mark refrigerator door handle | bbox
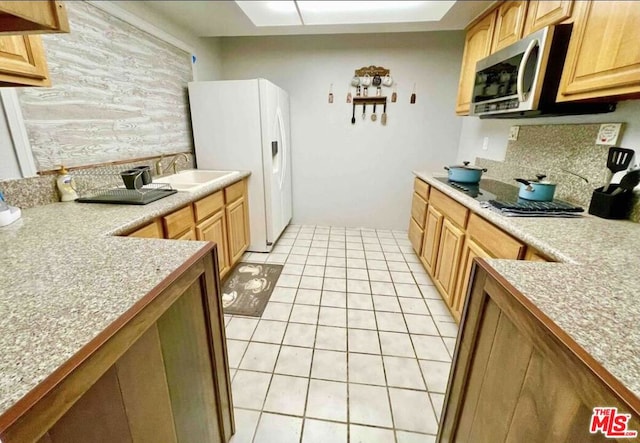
[271,141,278,157]
[275,108,287,189]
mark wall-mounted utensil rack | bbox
[352,97,387,104]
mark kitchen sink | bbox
[154,169,240,192]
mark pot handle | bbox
[482,168,488,172]
[515,178,534,192]
[444,166,450,171]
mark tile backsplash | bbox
[474,123,639,223]
[0,154,194,209]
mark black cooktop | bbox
[435,177,519,202]
[434,177,584,215]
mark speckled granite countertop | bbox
[0,171,249,417]
[414,171,640,401]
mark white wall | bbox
[457,100,640,165]
[219,32,465,230]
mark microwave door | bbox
[471,26,552,116]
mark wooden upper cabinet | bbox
[557,1,640,102]
[523,0,573,36]
[491,1,528,53]
[0,35,49,86]
[456,11,496,115]
[0,1,69,34]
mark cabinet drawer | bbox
[128,220,163,239]
[224,180,245,204]
[413,178,430,201]
[163,205,195,239]
[194,191,224,223]
[408,217,424,256]
[411,192,428,228]
[466,213,525,259]
[429,188,469,229]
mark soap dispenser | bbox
[56,166,78,202]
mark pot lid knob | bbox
[463,161,470,166]
[536,174,547,181]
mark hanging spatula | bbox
[603,147,635,193]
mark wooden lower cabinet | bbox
[433,219,465,308]
[420,205,444,276]
[525,247,553,262]
[127,178,250,278]
[1,246,233,443]
[226,196,249,264]
[0,35,50,87]
[197,210,230,277]
[128,220,163,239]
[176,227,197,241]
[451,238,490,322]
[438,260,639,442]
[408,217,424,256]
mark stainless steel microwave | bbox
[469,24,615,118]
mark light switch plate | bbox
[596,123,623,145]
[508,125,520,141]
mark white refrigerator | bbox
[188,79,293,252]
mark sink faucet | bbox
[155,153,190,176]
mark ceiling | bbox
[142,1,494,37]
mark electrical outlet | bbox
[482,137,489,151]
[508,125,520,141]
[596,123,623,145]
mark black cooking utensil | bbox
[611,169,640,196]
[362,103,366,120]
[351,102,356,124]
[371,103,377,121]
[603,147,635,193]
[381,101,387,125]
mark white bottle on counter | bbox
[56,166,78,202]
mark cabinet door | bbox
[451,238,491,322]
[0,35,49,86]
[557,1,640,102]
[196,210,230,278]
[491,1,528,52]
[455,12,496,115]
[433,219,465,309]
[523,0,573,35]
[176,227,197,241]
[408,217,424,256]
[420,205,444,276]
[226,196,249,265]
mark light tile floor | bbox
[225,225,458,443]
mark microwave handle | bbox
[517,39,539,102]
